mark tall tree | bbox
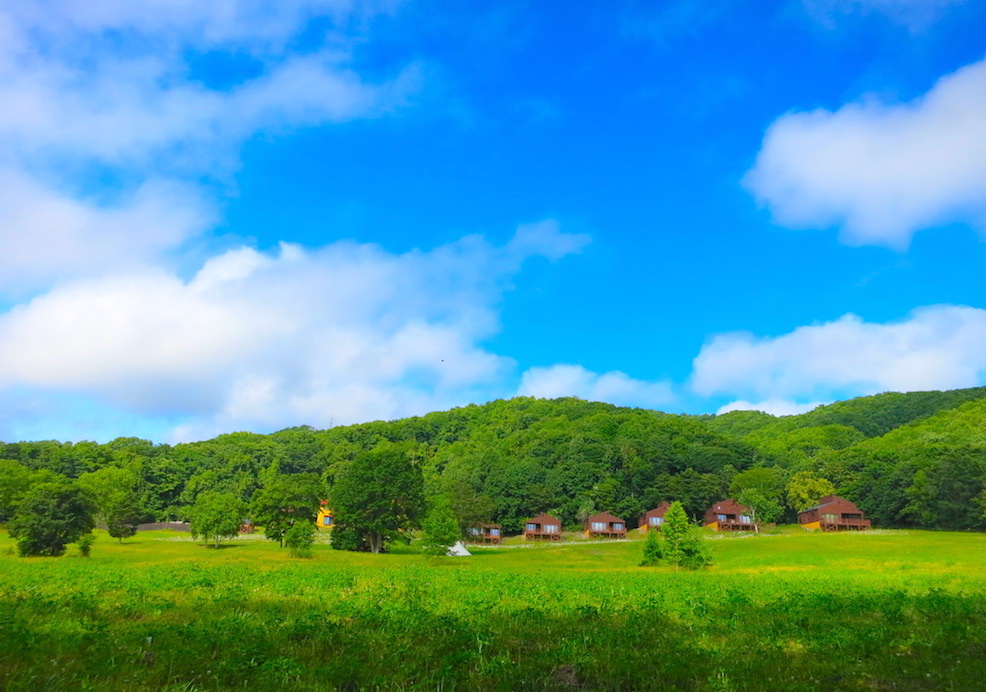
[786,471,837,513]
[737,488,783,533]
[77,467,145,542]
[250,473,323,547]
[8,481,95,557]
[331,443,424,554]
[0,460,57,522]
[188,491,246,548]
[421,496,460,557]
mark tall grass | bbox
[1,529,984,690]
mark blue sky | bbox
[1,0,985,443]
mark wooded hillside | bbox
[2,389,985,532]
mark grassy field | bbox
[1,528,984,690]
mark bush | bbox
[77,534,95,558]
[640,528,663,566]
[284,522,315,559]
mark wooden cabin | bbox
[316,500,334,529]
[799,495,871,531]
[523,513,562,541]
[468,524,502,545]
[585,511,627,538]
[639,502,672,531]
[704,499,757,532]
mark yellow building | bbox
[316,501,334,529]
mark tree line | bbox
[2,391,985,555]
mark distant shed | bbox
[799,495,871,531]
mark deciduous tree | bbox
[421,496,460,556]
[786,471,836,513]
[250,473,322,547]
[331,443,424,554]
[188,491,246,548]
[9,481,95,557]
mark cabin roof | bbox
[644,502,672,517]
[525,513,561,525]
[586,511,624,524]
[801,495,861,514]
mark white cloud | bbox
[692,305,986,402]
[0,41,417,169]
[0,2,418,297]
[715,400,825,417]
[745,58,986,248]
[518,364,675,409]
[0,224,588,442]
[0,169,213,295]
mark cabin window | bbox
[544,524,559,533]
[322,516,333,526]
[526,523,538,532]
[717,514,727,522]
[823,513,837,522]
[842,513,862,520]
[613,523,624,531]
[591,522,606,531]
[740,515,752,524]
[490,528,500,536]
[649,516,662,526]
[470,528,480,535]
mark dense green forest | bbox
[2,389,986,536]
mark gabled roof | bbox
[801,495,861,513]
[586,511,624,524]
[644,502,672,517]
[525,512,561,525]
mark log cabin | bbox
[523,513,562,540]
[798,495,871,531]
[585,511,627,539]
[468,524,502,544]
[704,499,757,532]
[639,502,672,531]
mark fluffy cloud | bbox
[518,364,675,409]
[0,222,589,441]
[0,170,213,295]
[0,3,415,169]
[0,2,417,297]
[691,305,986,404]
[745,58,986,248]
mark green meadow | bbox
[1,529,984,691]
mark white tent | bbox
[446,541,471,556]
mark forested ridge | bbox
[2,388,986,534]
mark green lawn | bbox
[1,528,984,690]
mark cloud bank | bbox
[519,364,675,409]
[692,305,986,410]
[746,57,986,248]
[0,222,589,442]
